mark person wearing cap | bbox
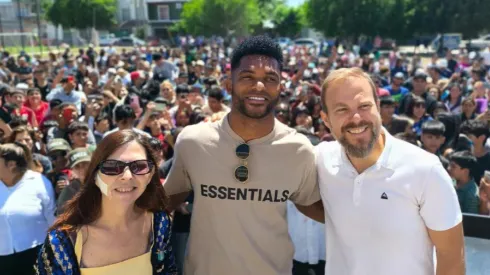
[46,75,84,113]
[56,148,92,215]
[399,71,438,116]
[46,138,72,197]
[383,71,409,104]
[176,72,189,85]
[130,70,145,89]
[153,52,178,82]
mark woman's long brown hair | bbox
[51,130,169,232]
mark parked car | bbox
[275,37,292,48]
[465,34,490,50]
[294,38,319,48]
[99,34,118,46]
[113,36,146,47]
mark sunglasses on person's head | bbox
[234,143,250,183]
[98,159,154,176]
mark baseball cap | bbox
[394,72,405,79]
[15,83,29,90]
[413,71,428,81]
[47,138,72,153]
[68,148,91,168]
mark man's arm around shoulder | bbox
[295,200,324,223]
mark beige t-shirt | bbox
[164,116,320,275]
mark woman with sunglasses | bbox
[0,142,55,275]
[36,130,177,274]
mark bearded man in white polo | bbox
[316,67,465,275]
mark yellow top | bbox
[74,215,153,275]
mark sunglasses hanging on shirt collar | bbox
[234,143,250,183]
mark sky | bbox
[286,0,305,7]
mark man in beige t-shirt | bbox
[165,36,324,275]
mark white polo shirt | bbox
[317,129,462,275]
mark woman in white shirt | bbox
[0,142,56,275]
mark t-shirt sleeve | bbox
[419,163,462,231]
[288,143,321,206]
[163,136,193,195]
[463,185,480,214]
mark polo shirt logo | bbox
[381,192,388,200]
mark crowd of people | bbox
[0,33,488,275]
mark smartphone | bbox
[154,103,167,112]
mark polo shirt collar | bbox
[334,127,394,172]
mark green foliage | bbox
[272,5,304,38]
[46,0,117,30]
[306,0,490,39]
[177,0,261,37]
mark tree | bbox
[177,0,261,37]
[46,0,117,30]
[273,6,304,38]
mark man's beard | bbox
[232,91,279,119]
[336,120,380,158]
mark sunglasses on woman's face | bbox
[99,159,154,176]
[234,143,250,183]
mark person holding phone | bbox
[45,138,72,197]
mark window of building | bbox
[122,8,130,21]
[157,5,170,20]
[176,3,182,9]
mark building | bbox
[0,0,61,47]
[146,0,187,38]
[117,0,187,39]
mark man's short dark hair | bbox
[208,87,224,102]
[114,104,136,123]
[67,121,89,135]
[379,96,395,107]
[231,35,283,71]
[175,84,190,94]
[450,150,477,171]
[49,99,63,110]
[460,119,490,140]
[421,120,446,137]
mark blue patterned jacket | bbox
[35,211,177,275]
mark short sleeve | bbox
[163,137,192,195]
[419,163,462,231]
[288,143,321,206]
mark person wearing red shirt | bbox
[9,89,38,127]
[24,88,49,126]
